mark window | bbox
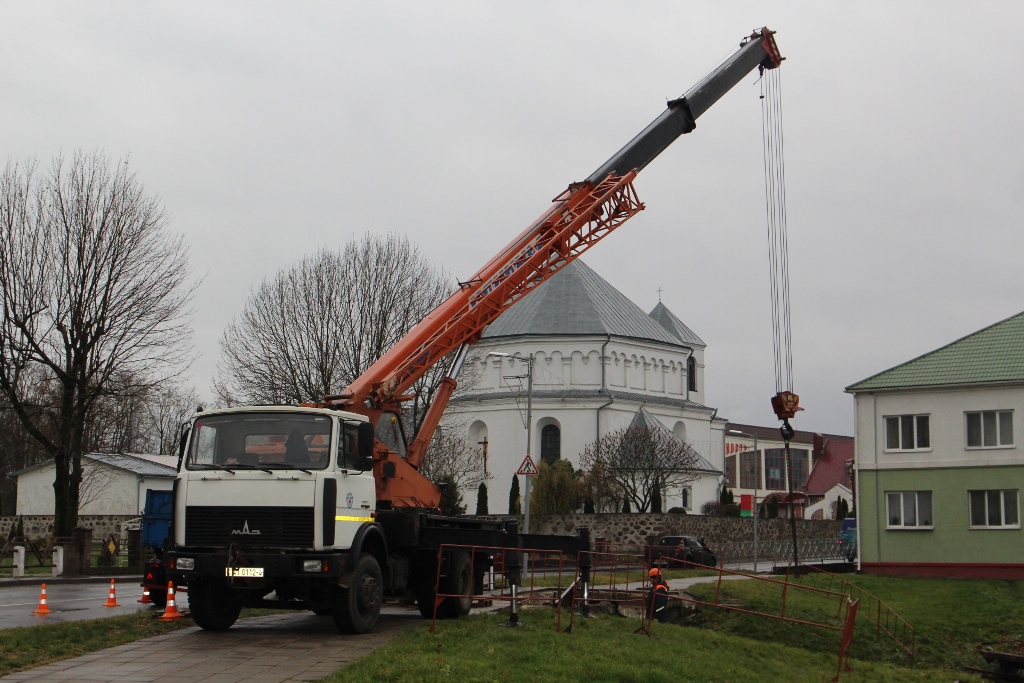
[540,424,561,464]
[186,412,333,470]
[966,411,1014,448]
[789,449,810,489]
[885,491,933,529]
[739,451,760,489]
[764,449,786,489]
[687,356,697,392]
[969,490,1020,528]
[725,455,737,488]
[884,415,930,450]
[681,487,691,510]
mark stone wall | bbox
[530,513,842,547]
[0,515,137,541]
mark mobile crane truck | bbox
[166,28,783,633]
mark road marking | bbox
[0,596,124,608]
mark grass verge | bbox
[685,573,1023,673]
[328,609,968,683]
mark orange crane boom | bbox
[320,28,783,509]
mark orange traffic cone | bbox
[137,586,152,604]
[32,583,52,615]
[103,579,120,608]
[158,582,184,621]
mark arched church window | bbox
[540,424,561,464]
[687,356,697,392]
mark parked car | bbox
[839,518,857,562]
[647,536,718,568]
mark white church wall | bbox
[454,330,717,514]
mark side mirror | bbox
[357,421,376,471]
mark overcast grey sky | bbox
[3,2,1022,436]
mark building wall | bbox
[804,483,852,520]
[859,466,1023,569]
[854,385,1024,577]
[452,336,720,514]
[531,513,841,547]
[16,462,173,516]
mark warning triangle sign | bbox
[516,455,539,476]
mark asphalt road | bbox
[0,579,182,629]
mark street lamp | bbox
[728,429,760,573]
[489,351,536,533]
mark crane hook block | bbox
[771,391,803,420]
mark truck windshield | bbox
[186,412,333,471]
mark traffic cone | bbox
[32,583,52,615]
[103,579,120,608]
[137,586,152,604]
[158,582,184,621]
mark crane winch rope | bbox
[759,60,802,435]
[759,54,802,569]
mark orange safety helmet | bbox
[648,567,661,578]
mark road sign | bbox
[516,455,539,476]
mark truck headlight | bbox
[176,557,195,571]
[302,559,324,573]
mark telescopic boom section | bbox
[323,28,782,509]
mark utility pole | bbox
[489,351,536,531]
[729,429,760,573]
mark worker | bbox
[646,567,670,623]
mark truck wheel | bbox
[189,580,241,631]
[148,588,167,609]
[414,570,438,619]
[437,551,472,618]
[333,553,382,634]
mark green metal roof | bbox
[846,311,1024,392]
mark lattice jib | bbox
[373,174,643,404]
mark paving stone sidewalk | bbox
[0,610,419,683]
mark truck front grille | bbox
[185,506,314,547]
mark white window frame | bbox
[885,490,934,530]
[965,410,1014,450]
[968,489,1020,529]
[883,414,931,452]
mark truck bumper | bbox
[167,550,349,584]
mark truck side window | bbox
[190,421,217,465]
[375,412,406,457]
[341,424,360,470]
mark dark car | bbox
[838,518,857,562]
[648,535,718,568]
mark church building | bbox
[449,259,725,514]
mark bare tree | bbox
[579,425,702,513]
[419,420,486,496]
[137,382,200,456]
[0,151,196,535]
[216,234,452,416]
[78,459,118,510]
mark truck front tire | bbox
[189,580,242,631]
[333,553,382,634]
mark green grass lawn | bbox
[685,573,1023,673]
[330,609,969,683]
[331,573,1023,682]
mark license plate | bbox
[225,567,264,578]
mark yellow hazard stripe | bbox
[335,515,374,523]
